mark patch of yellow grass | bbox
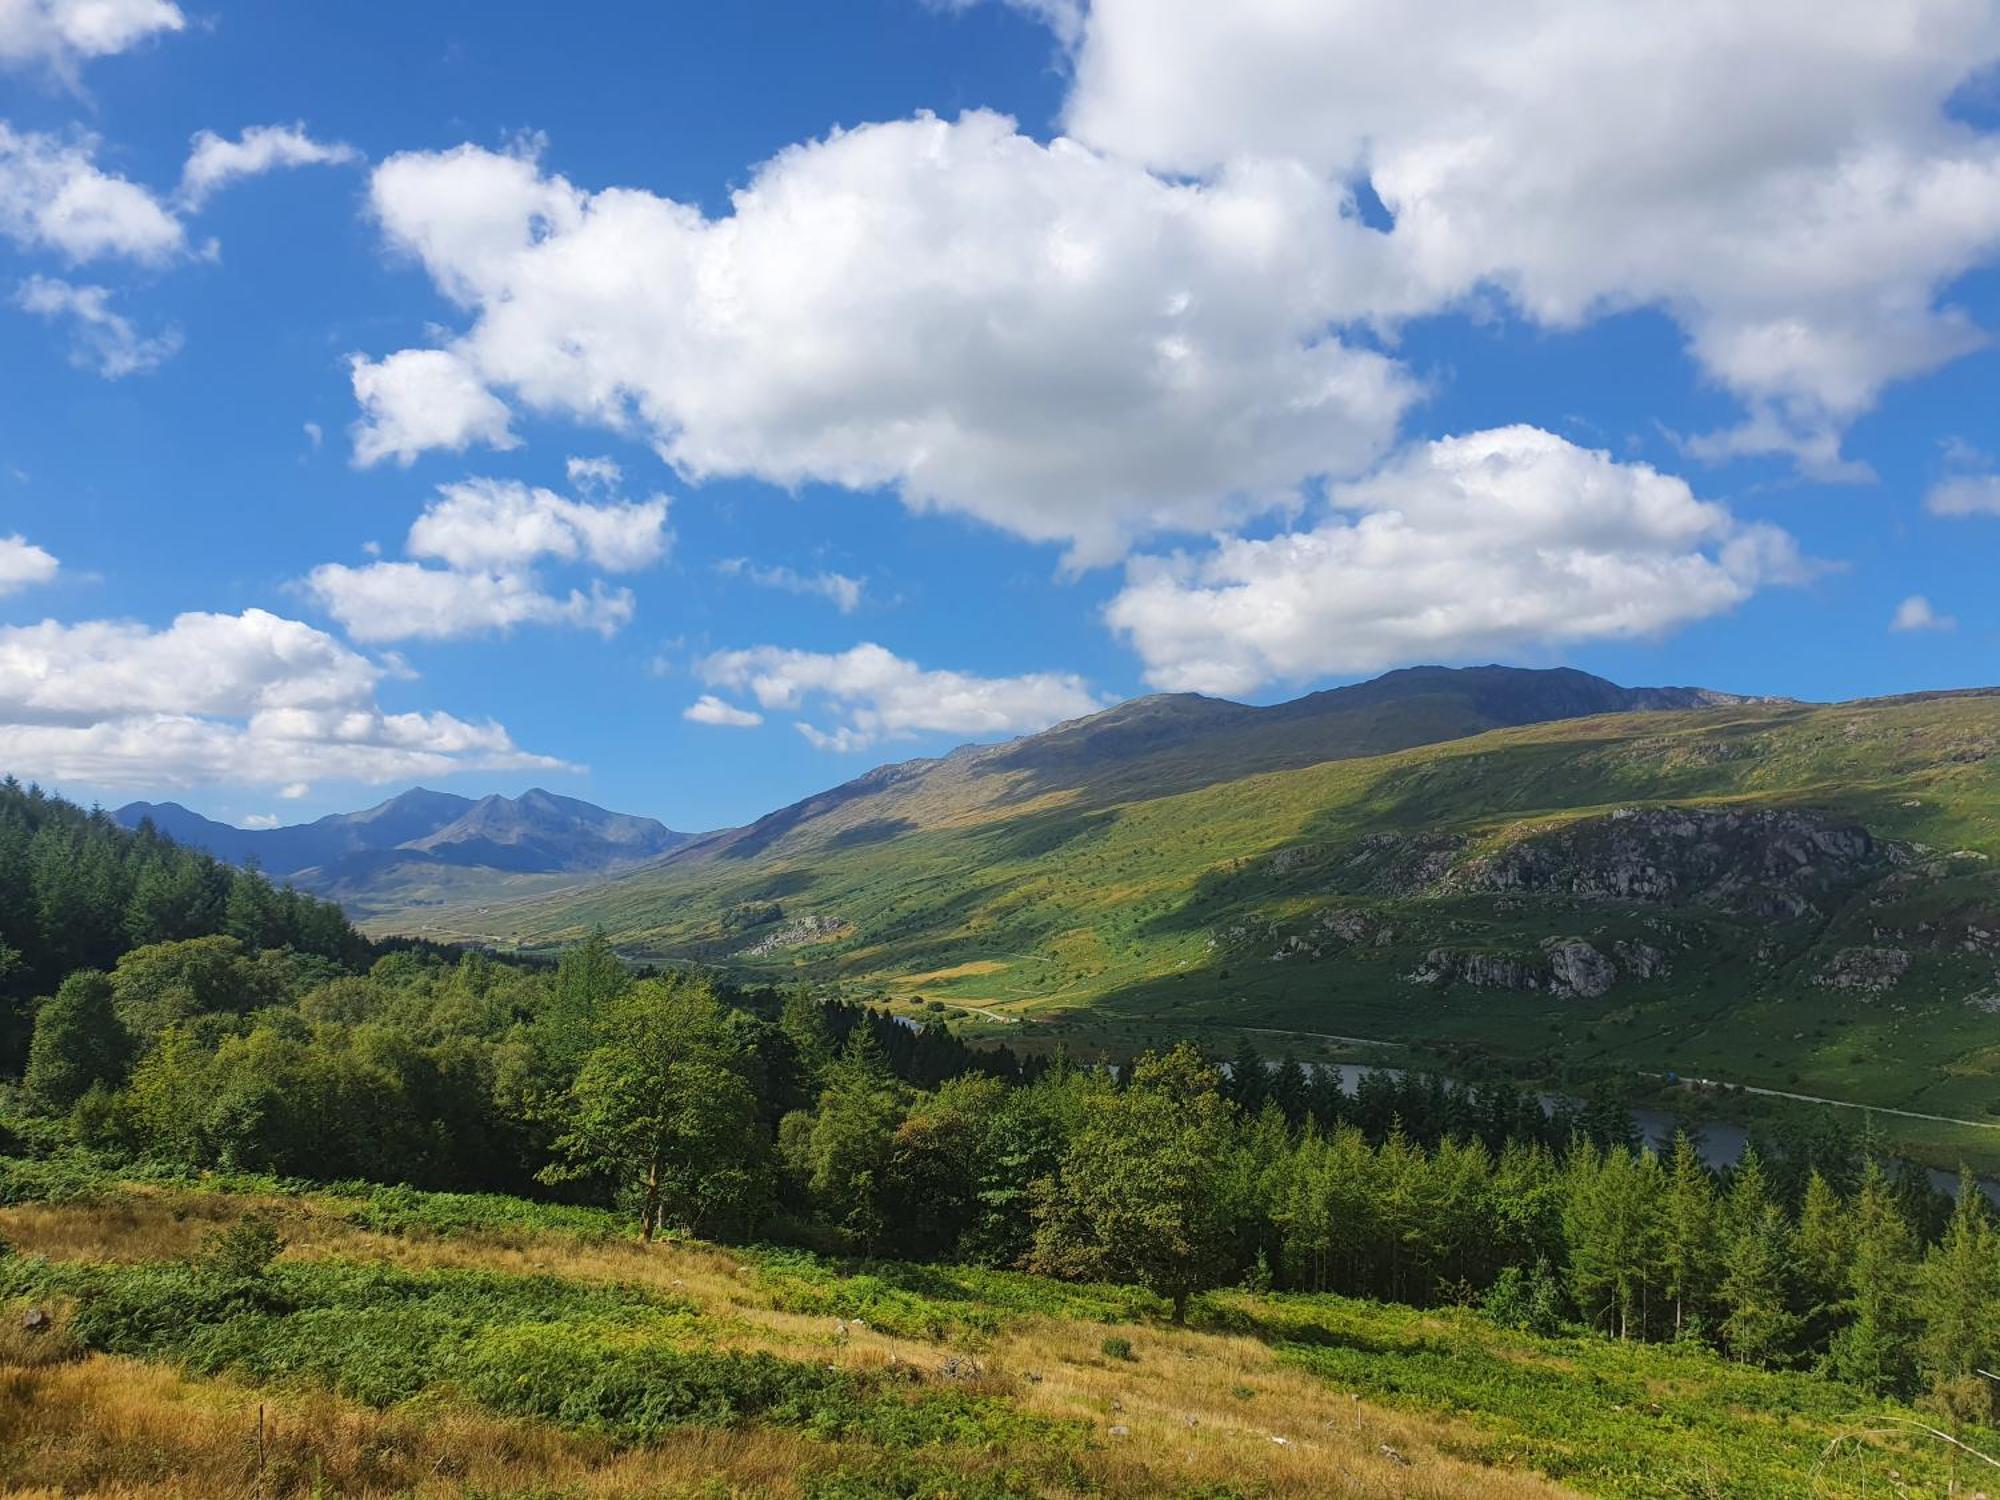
[1,1188,1582,1500]
[0,1355,819,1499]
[885,959,1011,987]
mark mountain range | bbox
[114,788,694,918]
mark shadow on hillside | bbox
[1193,1298,1448,1359]
[970,806,1116,863]
[824,818,918,850]
[736,868,821,902]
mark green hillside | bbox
[386,690,2000,1158]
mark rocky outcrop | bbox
[1443,807,1895,919]
[1815,946,1911,994]
[1342,831,1466,893]
[1412,935,1651,997]
[740,913,852,957]
[1612,939,1670,980]
[1542,938,1617,998]
[1409,949,1543,992]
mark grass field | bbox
[2,1167,1996,1497]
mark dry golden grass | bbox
[0,1187,1581,1500]
[0,1354,821,1499]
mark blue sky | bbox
[2,0,1998,834]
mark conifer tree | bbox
[1794,1169,1854,1352]
[1659,1132,1719,1340]
[1824,1161,1919,1395]
[1915,1172,2000,1424]
[1720,1202,1801,1365]
[1227,1034,1269,1115]
[1563,1145,1664,1339]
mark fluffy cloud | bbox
[0,0,183,72]
[355,115,1414,562]
[716,558,863,613]
[407,476,668,572]
[0,607,560,788]
[0,533,57,594]
[1927,473,2000,517]
[1057,0,2000,471]
[350,348,518,467]
[303,475,668,644]
[1890,595,1956,632]
[696,641,1103,750]
[14,275,179,376]
[304,562,634,644]
[179,123,360,209]
[683,694,763,728]
[0,124,182,263]
[1106,426,1807,695]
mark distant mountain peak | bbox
[113,787,691,891]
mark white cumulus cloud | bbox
[407,476,669,573]
[14,275,179,376]
[0,0,183,73]
[696,641,1104,750]
[350,348,519,467]
[302,474,669,644]
[304,562,634,645]
[0,533,58,594]
[0,123,182,264]
[1890,595,1956,632]
[178,123,360,209]
[353,115,1414,563]
[0,607,560,788]
[683,694,763,728]
[1927,473,2000,517]
[1057,0,2000,473]
[1106,426,1808,695]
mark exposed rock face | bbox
[1267,844,1324,876]
[1317,907,1396,945]
[1342,831,1466,893]
[1444,807,1893,918]
[1409,948,1542,992]
[1612,939,1670,980]
[1815,946,1911,993]
[1543,938,1617,998]
[740,913,852,957]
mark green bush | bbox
[1100,1335,1134,1361]
[196,1212,284,1279]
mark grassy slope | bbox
[387,695,2000,1160]
[0,1172,1986,1499]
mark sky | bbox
[2,0,1999,834]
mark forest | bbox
[5,777,2000,1433]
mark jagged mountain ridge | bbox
[115,787,692,884]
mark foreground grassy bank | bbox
[1,1167,1991,1498]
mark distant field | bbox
[2,1170,1989,1498]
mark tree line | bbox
[0,778,361,1069]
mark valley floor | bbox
[0,1169,1990,1499]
